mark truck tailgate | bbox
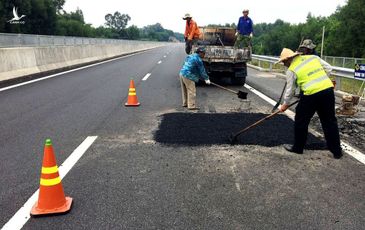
[203,46,251,63]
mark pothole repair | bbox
[154,113,325,147]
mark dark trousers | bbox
[294,88,342,155]
[185,39,198,54]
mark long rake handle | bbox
[234,110,281,137]
[210,82,238,95]
[232,100,299,138]
[272,82,287,113]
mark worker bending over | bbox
[277,48,342,159]
[179,47,210,110]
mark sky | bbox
[63,0,348,33]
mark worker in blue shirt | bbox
[179,47,211,110]
[234,9,253,48]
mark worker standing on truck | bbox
[179,47,211,110]
[234,9,253,48]
[183,13,201,54]
[277,48,342,159]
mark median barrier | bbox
[0,41,168,84]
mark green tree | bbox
[55,8,89,36]
[105,12,130,31]
[53,0,65,14]
[326,0,365,57]
[124,25,140,40]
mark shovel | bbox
[229,100,299,145]
[210,82,247,99]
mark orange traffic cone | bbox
[125,79,140,106]
[30,139,73,216]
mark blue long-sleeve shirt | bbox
[179,53,209,82]
[237,16,253,36]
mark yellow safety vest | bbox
[289,55,333,95]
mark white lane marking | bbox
[244,84,276,106]
[1,136,98,230]
[163,55,167,58]
[142,73,151,81]
[0,50,151,92]
[235,183,241,191]
[157,60,162,64]
[244,83,365,164]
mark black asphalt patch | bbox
[154,113,325,147]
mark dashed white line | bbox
[163,55,167,58]
[142,73,152,81]
[244,83,365,164]
[157,60,162,64]
[1,136,98,230]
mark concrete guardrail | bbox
[0,35,169,83]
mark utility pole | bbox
[321,26,325,58]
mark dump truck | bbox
[193,27,251,85]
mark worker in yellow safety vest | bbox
[276,48,342,159]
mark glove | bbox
[205,79,211,85]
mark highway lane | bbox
[1,44,364,229]
[0,45,176,226]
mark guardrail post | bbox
[269,63,273,71]
[335,76,341,91]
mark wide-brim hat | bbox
[275,48,301,64]
[183,13,192,20]
[299,39,316,49]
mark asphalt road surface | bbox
[1,44,364,229]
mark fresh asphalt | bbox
[0,44,364,229]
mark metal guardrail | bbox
[251,54,363,92]
[252,54,355,79]
[323,55,365,68]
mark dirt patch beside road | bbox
[311,114,365,152]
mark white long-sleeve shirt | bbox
[283,56,333,104]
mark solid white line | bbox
[157,60,162,64]
[244,83,365,164]
[0,50,149,92]
[244,84,276,106]
[1,136,98,230]
[58,136,98,178]
[142,73,151,81]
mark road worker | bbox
[234,9,253,48]
[297,39,319,56]
[183,13,201,54]
[179,47,210,110]
[277,48,342,159]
